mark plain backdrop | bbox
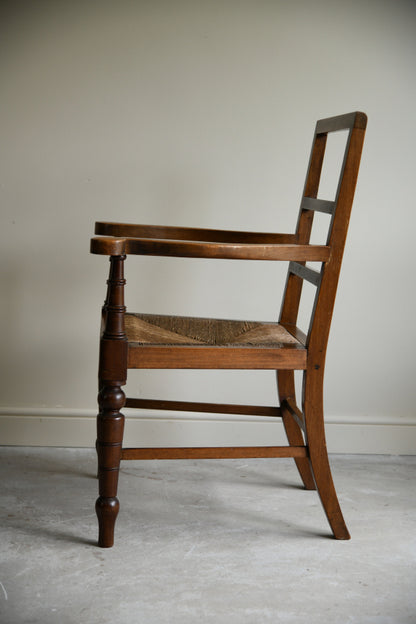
[1,0,415,434]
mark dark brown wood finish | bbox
[120,446,308,460]
[90,236,331,262]
[95,221,297,243]
[91,112,367,546]
[125,397,282,417]
[95,255,128,548]
[277,111,367,537]
[276,121,329,494]
[126,345,306,369]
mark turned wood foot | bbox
[96,496,120,548]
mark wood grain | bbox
[91,236,331,261]
[127,344,307,370]
[125,397,282,418]
[95,221,297,244]
[121,446,308,460]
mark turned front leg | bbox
[96,384,125,548]
[95,254,127,548]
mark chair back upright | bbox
[279,112,367,364]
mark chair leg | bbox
[95,384,125,548]
[303,370,350,540]
[95,381,104,479]
[277,371,316,490]
[95,438,99,479]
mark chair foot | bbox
[96,496,120,548]
[308,450,351,540]
[303,373,350,539]
[305,431,350,538]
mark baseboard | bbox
[1,408,415,454]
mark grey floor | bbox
[1,448,415,624]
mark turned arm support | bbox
[90,236,330,262]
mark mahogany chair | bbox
[91,111,367,547]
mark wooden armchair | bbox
[91,111,367,547]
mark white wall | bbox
[1,0,415,452]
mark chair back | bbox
[279,112,367,359]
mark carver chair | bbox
[91,111,367,547]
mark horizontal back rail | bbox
[316,111,367,134]
[300,197,335,214]
[289,261,322,287]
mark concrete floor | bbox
[0,448,415,624]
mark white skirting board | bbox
[0,408,415,454]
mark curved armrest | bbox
[95,221,296,244]
[91,236,330,262]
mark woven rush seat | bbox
[125,313,301,347]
